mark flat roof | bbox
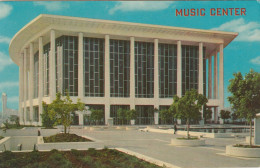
[9,14,238,65]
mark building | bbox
[1,93,18,122]
[9,14,237,125]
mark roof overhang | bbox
[9,14,238,65]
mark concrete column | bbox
[130,37,135,110]
[50,30,56,101]
[154,39,159,124]
[214,51,218,99]
[177,41,182,97]
[154,39,159,99]
[208,55,212,99]
[104,35,110,124]
[78,32,84,99]
[38,37,43,125]
[214,107,218,124]
[198,42,203,94]
[23,48,28,123]
[219,44,224,109]
[78,113,83,126]
[29,43,34,123]
[177,41,182,124]
[19,53,24,124]
[198,42,204,125]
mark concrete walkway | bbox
[1,127,260,168]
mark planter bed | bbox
[226,144,260,158]
[171,138,205,146]
[0,148,161,168]
[43,133,92,143]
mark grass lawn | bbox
[0,149,162,168]
[177,137,199,140]
[43,133,92,143]
[0,136,4,140]
[234,144,260,148]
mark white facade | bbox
[9,14,237,125]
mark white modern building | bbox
[9,14,237,125]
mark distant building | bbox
[9,14,237,126]
[1,93,18,121]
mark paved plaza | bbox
[1,127,260,168]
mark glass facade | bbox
[33,52,39,98]
[110,39,130,97]
[158,43,177,98]
[56,36,79,96]
[33,106,39,122]
[135,105,154,125]
[181,45,206,95]
[110,105,130,125]
[43,43,50,96]
[83,37,104,97]
[85,104,105,125]
[26,107,30,122]
[135,42,154,98]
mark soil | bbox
[233,144,260,148]
[0,149,161,168]
[43,133,92,143]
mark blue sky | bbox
[0,1,259,113]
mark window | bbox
[110,39,130,97]
[158,43,177,98]
[135,42,154,98]
[84,37,104,97]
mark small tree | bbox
[41,102,56,128]
[204,107,212,124]
[159,109,173,125]
[47,92,85,134]
[117,108,127,125]
[231,112,238,123]
[220,110,231,124]
[172,89,208,139]
[228,69,260,146]
[126,109,137,124]
[9,115,18,124]
[90,109,104,125]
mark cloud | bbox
[0,51,13,71]
[0,36,11,44]
[33,1,69,11]
[250,56,260,65]
[0,81,19,92]
[212,18,260,42]
[109,1,174,15]
[0,2,12,19]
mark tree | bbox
[117,108,127,125]
[228,69,260,146]
[9,115,19,125]
[159,109,173,125]
[204,107,212,124]
[220,110,231,124]
[90,109,104,125]
[126,109,137,124]
[41,102,56,128]
[46,92,85,134]
[171,89,208,139]
[231,112,238,123]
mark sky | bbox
[0,1,259,114]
